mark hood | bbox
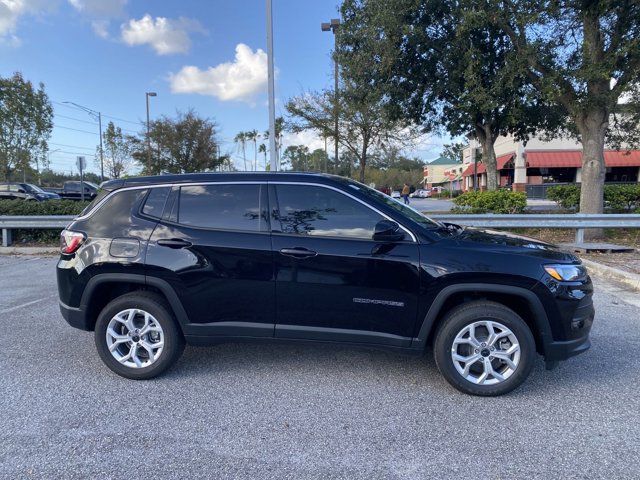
[453,227,579,262]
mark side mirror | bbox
[373,219,405,242]
[17,188,26,193]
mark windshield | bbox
[342,180,442,229]
[24,184,45,193]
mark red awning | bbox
[604,150,640,166]
[525,151,581,168]
[526,150,640,168]
[462,153,514,177]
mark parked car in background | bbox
[45,181,99,201]
[410,189,431,198]
[57,172,594,396]
[390,190,401,198]
[0,182,60,201]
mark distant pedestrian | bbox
[401,183,410,204]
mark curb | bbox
[582,258,640,293]
[0,246,58,255]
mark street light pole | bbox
[321,18,340,175]
[266,0,277,172]
[146,92,157,174]
[62,101,104,182]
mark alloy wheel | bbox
[450,320,521,385]
[105,309,165,369]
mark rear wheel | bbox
[434,301,536,396]
[94,292,184,379]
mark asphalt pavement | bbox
[1,255,639,479]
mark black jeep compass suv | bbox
[57,173,594,396]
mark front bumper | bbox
[543,284,595,361]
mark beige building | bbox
[422,156,462,188]
[461,134,640,195]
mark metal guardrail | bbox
[1,216,73,247]
[431,214,640,243]
[1,213,639,247]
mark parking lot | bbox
[1,255,639,479]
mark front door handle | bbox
[279,247,318,259]
[157,238,193,249]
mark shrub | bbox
[604,184,640,212]
[452,190,527,214]
[547,184,640,212]
[0,200,89,245]
[546,185,581,209]
[0,199,89,216]
[431,189,462,199]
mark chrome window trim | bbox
[73,180,418,242]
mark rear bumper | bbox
[59,300,91,331]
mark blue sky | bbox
[1,0,444,174]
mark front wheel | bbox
[434,301,536,396]
[94,292,184,380]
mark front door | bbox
[270,183,420,346]
[145,182,275,338]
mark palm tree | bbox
[234,132,247,171]
[246,130,259,171]
[258,143,267,170]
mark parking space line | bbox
[0,295,57,314]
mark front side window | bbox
[273,184,385,240]
[177,184,264,232]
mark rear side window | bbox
[142,187,170,219]
[273,184,384,239]
[177,184,264,232]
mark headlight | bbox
[544,264,587,281]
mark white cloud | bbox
[91,19,109,38]
[68,0,126,18]
[282,130,326,152]
[67,0,126,39]
[169,43,269,103]
[121,14,205,55]
[0,0,54,44]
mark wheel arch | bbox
[79,274,189,331]
[413,283,552,354]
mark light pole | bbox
[146,92,157,174]
[44,148,61,185]
[62,101,104,182]
[321,18,340,174]
[266,0,277,172]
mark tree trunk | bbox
[359,139,368,183]
[577,110,608,240]
[476,125,499,191]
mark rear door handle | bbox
[279,247,318,259]
[157,238,193,249]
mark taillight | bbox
[60,229,86,254]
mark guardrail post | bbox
[574,228,585,244]
[2,228,12,247]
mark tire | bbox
[433,301,536,396]
[94,291,185,380]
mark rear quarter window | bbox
[83,189,148,237]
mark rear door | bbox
[145,182,275,338]
[270,182,421,346]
